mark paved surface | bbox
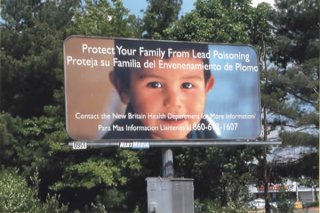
[248,207,319,213]
[293,207,319,213]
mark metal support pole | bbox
[162,148,174,177]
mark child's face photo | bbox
[121,56,214,139]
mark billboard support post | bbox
[162,148,174,177]
[146,149,195,213]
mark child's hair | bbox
[113,39,211,90]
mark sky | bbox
[122,0,275,17]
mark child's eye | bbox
[181,82,193,89]
[147,81,163,88]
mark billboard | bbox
[64,36,261,143]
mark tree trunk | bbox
[263,107,271,213]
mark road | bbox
[294,207,319,213]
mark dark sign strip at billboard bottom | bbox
[68,140,281,150]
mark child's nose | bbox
[163,88,182,108]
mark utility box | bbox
[146,177,194,213]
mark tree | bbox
[0,168,68,213]
[252,0,319,212]
[1,1,144,211]
[164,0,253,43]
[68,0,141,38]
[142,0,182,39]
[0,0,79,117]
[263,0,319,178]
[249,3,278,212]
[175,146,257,210]
[270,0,319,194]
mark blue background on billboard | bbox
[205,45,261,139]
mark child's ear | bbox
[109,72,130,104]
[205,76,214,93]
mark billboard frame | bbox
[64,35,269,146]
[68,140,281,149]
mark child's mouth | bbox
[161,117,186,126]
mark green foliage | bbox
[275,152,319,181]
[142,0,182,38]
[0,110,143,211]
[175,147,257,207]
[276,189,294,213]
[0,169,40,213]
[51,149,142,190]
[52,158,124,189]
[262,65,319,125]
[272,0,319,66]
[257,0,319,198]
[92,188,126,212]
[0,0,79,117]
[303,201,319,208]
[264,0,319,126]
[249,2,275,45]
[195,199,247,213]
[0,169,68,213]
[48,149,143,211]
[69,0,141,37]
[1,0,145,211]
[195,199,220,213]
[280,131,318,147]
[0,106,69,176]
[165,0,253,43]
[0,112,23,166]
[0,0,319,212]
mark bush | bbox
[0,169,68,213]
[276,189,294,213]
[195,199,247,213]
[303,201,319,208]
